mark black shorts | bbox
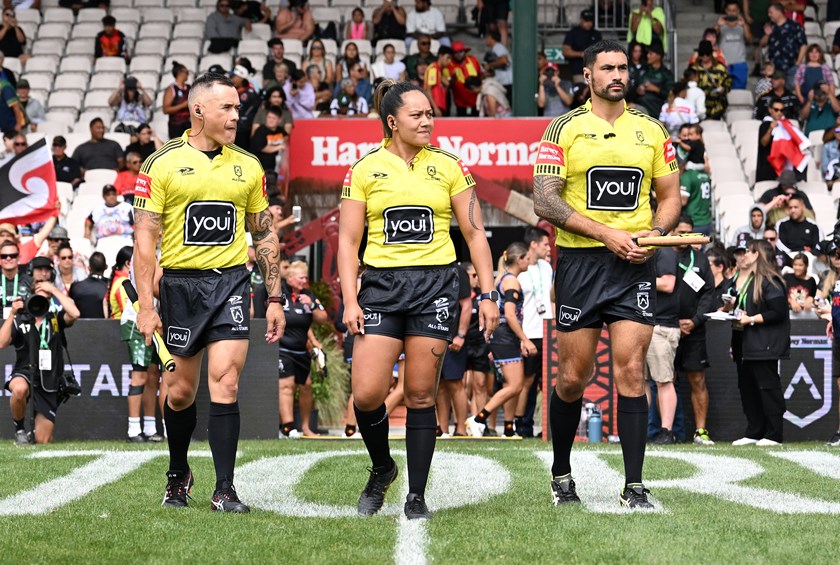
[5,374,59,423]
[483,0,510,21]
[465,341,491,372]
[489,342,522,369]
[676,336,709,372]
[554,248,655,331]
[278,349,312,385]
[160,265,251,357]
[833,338,840,379]
[441,346,467,381]
[522,337,544,378]
[358,264,459,342]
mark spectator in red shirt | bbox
[424,45,452,117]
[114,151,141,205]
[95,16,129,62]
[0,215,57,265]
[448,40,481,117]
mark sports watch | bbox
[478,290,500,302]
[651,227,667,237]
[267,295,287,305]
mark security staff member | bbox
[133,73,286,513]
[673,216,716,445]
[1,257,80,445]
[532,39,681,509]
[338,79,499,520]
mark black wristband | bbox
[268,295,287,305]
[651,226,667,237]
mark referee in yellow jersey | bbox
[338,79,499,520]
[133,73,286,513]
[532,40,681,509]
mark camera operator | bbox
[1,257,80,444]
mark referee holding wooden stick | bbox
[532,39,682,509]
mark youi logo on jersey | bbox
[586,166,644,211]
[184,201,236,245]
[383,206,434,244]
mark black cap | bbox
[581,9,594,21]
[102,184,117,195]
[735,233,753,251]
[648,41,664,56]
[29,256,54,271]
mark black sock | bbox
[355,403,392,471]
[550,389,582,477]
[208,401,240,490]
[617,394,648,485]
[475,408,490,424]
[405,406,437,497]
[503,420,514,436]
[164,398,197,474]
[13,418,24,431]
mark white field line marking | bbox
[769,450,840,480]
[237,449,511,565]
[29,449,216,459]
[647,451,840,514]
[394,517,429,565]
[535,451,665,514]
[0,451,160,515]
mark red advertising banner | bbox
[289,118,552,189]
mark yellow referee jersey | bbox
[341,138,475,268]
[534,100,678,248]
[133,131,268,270]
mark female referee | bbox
[338,79,499,520]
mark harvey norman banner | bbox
[289,118,552,187]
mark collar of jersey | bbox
[583,98,630,131]
[379,137,427,166]
[182,130,231,161]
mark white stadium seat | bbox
[71,23,102,40]
[76,8,108,23]
[48,91,84,112]
[95,57,128,74]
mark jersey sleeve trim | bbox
[534,108,583,177]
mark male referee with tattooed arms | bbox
[133,73,286,513]
[533,40,681,509]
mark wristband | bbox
[268,295,287,305]
[651,226,667,237]
[457,332,466,339]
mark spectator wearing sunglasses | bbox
[0,239,32,320]
[114,151,142,205]
[0,10,27,63]
[0,215,57,265]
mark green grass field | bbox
[2,439,839,564]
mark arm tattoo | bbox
[533,176,574,228]
[246,209,273,242]
[134,209,161,230]
[468,189,479,230]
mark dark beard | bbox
[595,83,627,102]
